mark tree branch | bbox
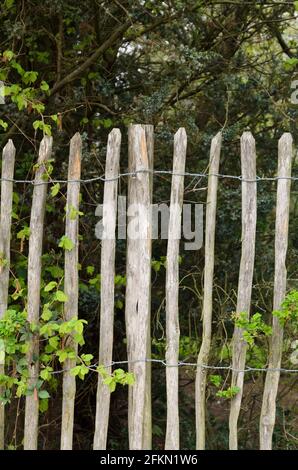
[50,20,131,97]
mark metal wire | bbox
[38,358,298,376]
[0,170,298,185]
[2,169,297,379]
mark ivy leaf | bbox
[55,290,68,303]
[39,398,49,413]
[51,183,60,197]
[0,119,8,131]
[41,305,52,322]
[58,235,74,251]
[38,390,50,399]
[44,281,57,292]
[86,265,95,275]
[40,80,50,92]
[56,350,68,363]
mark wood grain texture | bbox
[165,128,187,450]
[0,140,16,450]
[125,125,151,449]
[195,132,221,450]
[260,133,292,450]
[229,132,257,450]
[93,129,121,450]
[24,136,53,450]
[142,124,154,450]
[60,133,82,450]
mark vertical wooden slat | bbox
[260,133,292,450]
[142,124,154,450]
[24,136,53,450]
[93,129,121,450]
[195,132,221,450]
[125,124,151,449]
[165,128,187,450]
[0,140,16,450]
[60,133,82,450]
[229,132,257,450]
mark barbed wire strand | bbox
[22,359,298,379]
[0,170,298,185]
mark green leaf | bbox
[44,281,57,292]
[3,50,14,61]
[45,265,64,278]
[17,226,30,240]
[51,183,60,197]
[38,390,50,399]
[0,119,8,131]
[49,336,59,349]
[40,80,50,92]
[40,367,53,381]
[86,265,95,275]
[56,349,68,363]
[81,353,93,364]
[55,291,68,303]
[39,398,49,413]
[41,306,52,322]
[58,235,74,251]
[103,118,113,128]
[68,205,84,220]
[22,71,38,85]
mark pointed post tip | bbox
[212,131,222,142]
[109,127,121,136]
[70,132,82,145]
[241,130,254,140]
[3,138,15,153]
[279,132,293,143]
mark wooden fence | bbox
[0,125,294,450]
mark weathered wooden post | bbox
[229,132,257,450]
[165,128,187,450]
[60,133,82,450]
[260,133,292,450]
[93,129,121,449]
[195,132,221,449]
[0,140,16,449]
[125,125,152,449]
[24,136,52,449]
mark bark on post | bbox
[24,136,52,450]
[260,133,292,450]
[142,124,154,450]
[0,140,16,450]
[229,132,257,450]
[195,132,221,450]
[165,128,187,450]
[93,129,121,450]
[60,133,82,450]
[125,125,151,449]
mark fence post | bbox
[229,132,257,450]
[165,128,187,450]
[195,132,221,450]
[60,133,82,450]
[260,133,293,450]
[125,124,151,449]
[142,124,154,450]
[93,129,121,450]
[0,140,16,450]
[24,136,53,449]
